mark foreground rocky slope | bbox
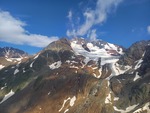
[0,38,149,113]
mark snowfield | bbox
[71,41,120,66]
[0,90,15,104]
[133,72,141,81]
[113,104,139,113]
[0,65,5,70]
[59,96,76,112]
[71,41,129,79]
[14,68,19,75]
[49,61,62,70]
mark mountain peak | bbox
[0,47,28,58]
[44,38,72,52]
[118,40,150,66]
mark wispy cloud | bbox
[67,10,73,21]
[147,26,150,34]
[66,0,123,38]
[87,29,97,41]
[0,10,58,47]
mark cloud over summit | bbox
[67,0,123,38]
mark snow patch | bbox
[111,63,120,75]
[115,63,131,74]
[118,48,123,54]
[12,58,22,61]
[1,83,7,90]
[14,69,19,75]
[59,96,76,112]
[0,90,15,104]
[92,67,98,70]
[0,65,5,70]
[23,68,26,73]
[97,68,102,78]
[107,63,131,80]
[134,59,143,70]
[49,61,62,70]
[5,58,12,62]
[70,65,79,69]
[48,91,51,95]
[114,97,119,101]
[84,57,90,64]
[34,53,40,59]
[93,73,97,78]
[117,79,121,83]
[101,58,119,66]
[105,93,112,104]
[66,60,71,63]
[6,58,22,62]
[104,44,111,50]
[108,43,118,51]
[133,102,150,113]
[70,96,76,107]
[105,81,112,104]
[114,104,138,113]
[66,60,78,64]
[5,70,8,72]
[59,97,70,112]
[93,68,101,78]
[11,66,15,69]
[64,109,69,113]
[133,72,141,81]
[30,61,34,68]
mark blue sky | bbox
[0,0,150,54]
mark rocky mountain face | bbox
[0,47,28,58]
[118,40,150,66]
[0,38,149,113]
[0,47,29,70]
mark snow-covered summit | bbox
[70,38,123,66]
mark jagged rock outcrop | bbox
[118,40,150,66]
[138,45,150,76]
[110,41,150,113]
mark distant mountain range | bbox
[0,38,150,113]
[0,47,28,58]
[0,47,28,70]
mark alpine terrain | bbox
[0,38,150,113]
[0,47,28,70]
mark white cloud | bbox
[66,10,76,37]
[77,10,95,36]
[87,29,97,41]
[67,10,72,21]
[66,29,77,37]
[147,26,150,34]
[0,10,58,47]
[94,0,122,24]
[66,0,123,38]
